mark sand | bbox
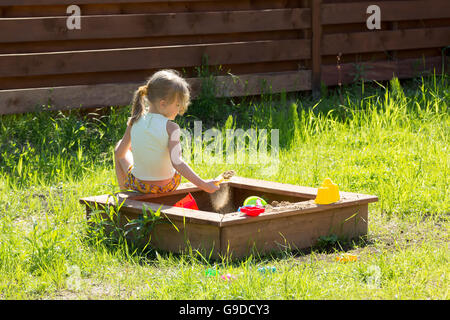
[209,183,235,214]
[264,200,311,212]
[222,170,236,180]
[208,170,237,214]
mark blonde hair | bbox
[128,69,191,126]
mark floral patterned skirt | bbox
[124,166,181,194]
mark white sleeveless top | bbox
[130,113,176,180]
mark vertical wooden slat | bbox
[311,0,322,98]
[389,21,399,61]
[299,0,310,71]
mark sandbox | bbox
[80,176,378,259]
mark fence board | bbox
[0,0,448,114]
[322,0,450,25]
[0,61,303,90]
[311,0,322,96]
[322,56,447,86]
[1,0,214,5]
[0,1,299,18]
[0,39,310,78]
[0,30,303,55]
[322,27,450,55]
[0,70,311,114]
[0,9,311,43]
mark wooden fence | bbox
[0,0,449,115]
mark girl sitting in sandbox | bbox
[114,69,220,194]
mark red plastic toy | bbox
[240,206,265,216]
[174,193,199,210]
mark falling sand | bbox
[209,170,236,214]
[210,183,235,214]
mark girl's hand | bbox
[202,180,221,193]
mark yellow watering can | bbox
[314,178,340,204]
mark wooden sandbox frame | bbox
[80,176,378,259]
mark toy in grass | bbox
[205,268,218,277]
[220,273,236,281]
[336,254,357,262]
[257,266,276,274]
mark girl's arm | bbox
[114,124,133,189]
[167,121,219,193]
[115,124,132,160]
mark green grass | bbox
[0,72,448,299]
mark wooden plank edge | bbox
[322,55,448,86]
[322,26,450,55]
[0,39,310,77]
[0,9,311,43]
[123,182,201,202]
[79,194,223,226]
[228,176,378,201]
[219,195,378,227]
[0,70,311,115]
[1,0,215,6]
[126,198,223,225]
[322,0,450,25]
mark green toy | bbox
[205,268,218,277]
[243,196,267,207]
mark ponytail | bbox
[127,85,148,126]
[128,69,191,126]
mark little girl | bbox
[114,69,220,194]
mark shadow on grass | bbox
[82,226,376,269]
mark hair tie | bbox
[138,85,148,97]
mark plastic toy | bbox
[314,178,340,204]
[243,196,267,206]
[214,177,227,186]
[240,206,265,216]
[205,268,218,277]
[335,254,357,262]
[174,193,199,210]
[237,205,252,212]
[257,266,276,274]
[214,170,236,186]
[220,273,236,281]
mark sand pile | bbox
[222,170,235,179]
[264,200,310,212]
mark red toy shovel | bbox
[174,193,199,210]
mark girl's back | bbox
[114,69,219,194]
[130,112,175,181]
